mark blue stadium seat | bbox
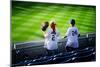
[12,47,96,66]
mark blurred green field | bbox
[12,1,96,43]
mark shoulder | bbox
[67,27,72,31]
[74,26,78,28]
[46,28,52,33]
[56,28,59,31]
[74,27,78,30]
[55,28,60,33]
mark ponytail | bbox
[50,22,56,34]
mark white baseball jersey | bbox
[66,26,79,48]
[44,28,60,50]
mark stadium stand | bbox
[12,33,96,66]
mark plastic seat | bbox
[12,47,95,66]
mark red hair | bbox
[50,22,56,33]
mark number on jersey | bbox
[72,30,77,36]
[52,34,55,41]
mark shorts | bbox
[66,41,79,48]
[46,49,59,56]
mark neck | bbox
[72,25,75,27]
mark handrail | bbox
[12,33,95,50]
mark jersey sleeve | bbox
[77,28,80,35]
[44,29,51,38]
[56,29,60,37]
[56,29,60,40]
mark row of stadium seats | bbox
[12,33,96,66]
[12,47,96,66]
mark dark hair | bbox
[70,19,75,26]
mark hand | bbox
[64,36,67,38]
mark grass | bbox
[12,1,96,43]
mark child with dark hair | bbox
[64,19,80,51]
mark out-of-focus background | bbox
[12,1,96,43]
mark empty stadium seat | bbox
[86,33,96,38]
[61,57,77,63]
[12,47,96,66]
[78,37,89,48]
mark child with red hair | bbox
[44,20,60,56]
